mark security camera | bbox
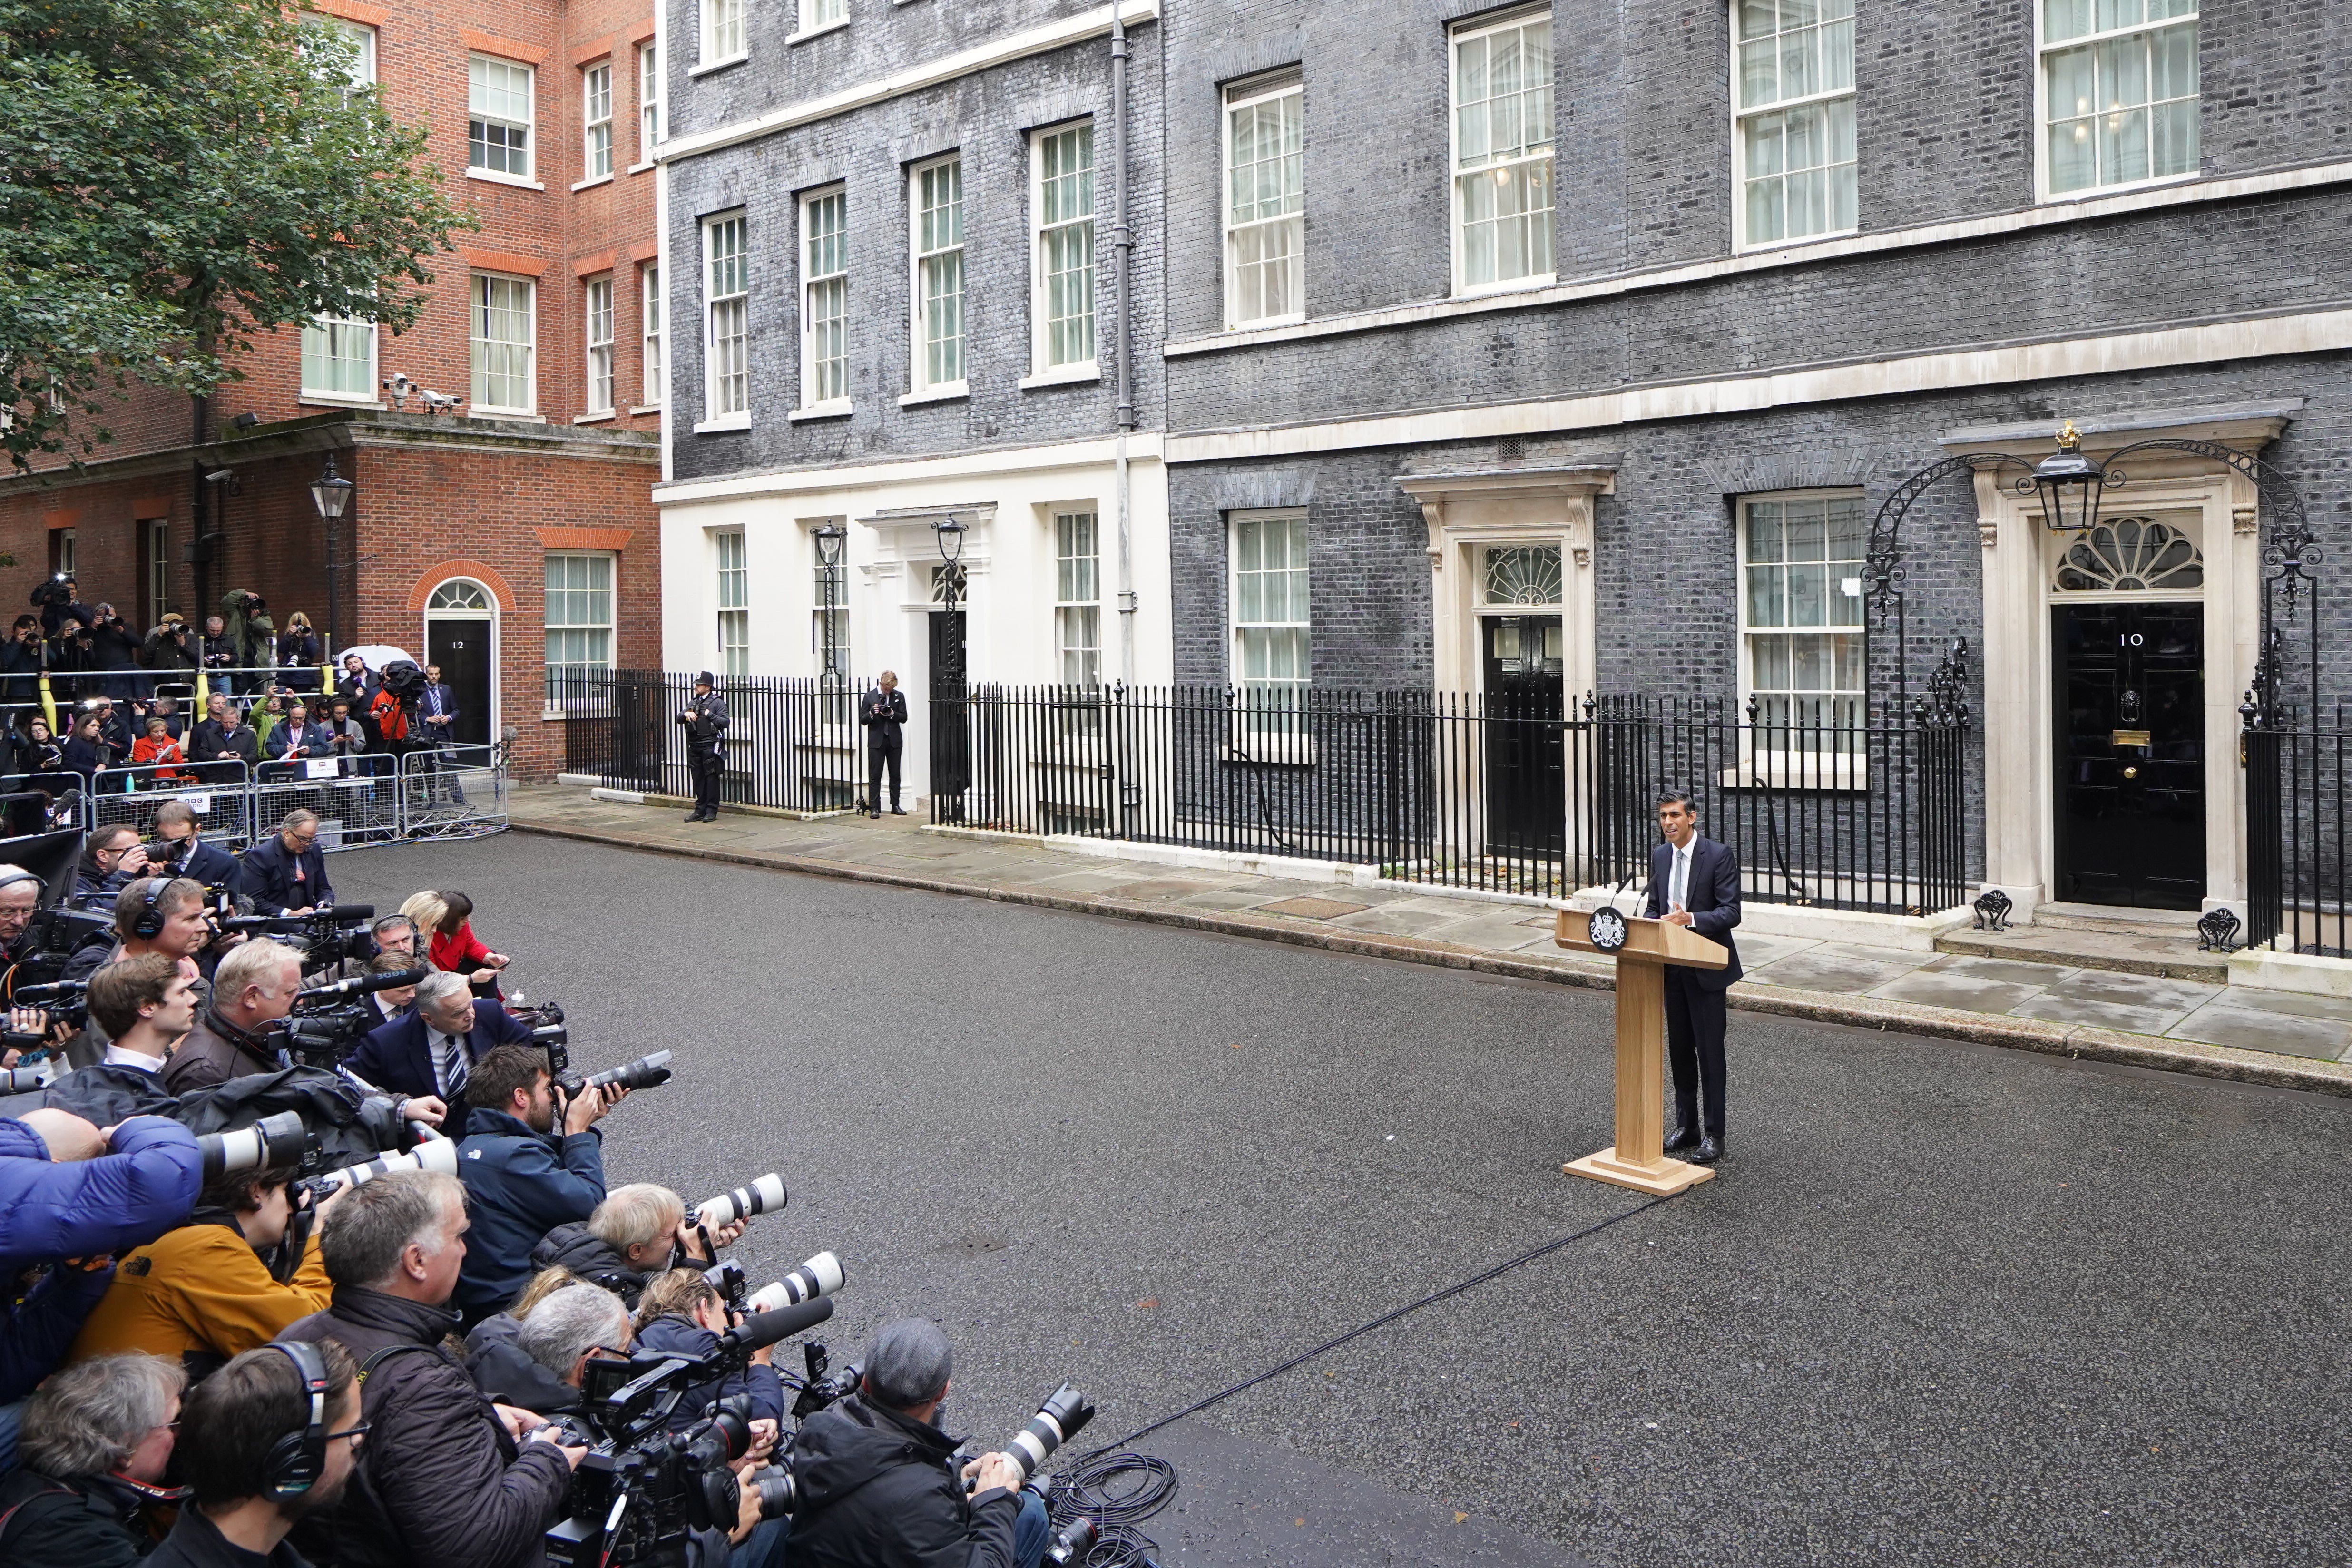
[203,468,236,484]
[420,389,464,414]
[382,371,419,410]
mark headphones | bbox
[0,869,44,897]
[127,877,166,941]
[262,1340,331,1499]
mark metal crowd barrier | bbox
[11,743,506,855]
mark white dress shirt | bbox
[102,1043,168,1074]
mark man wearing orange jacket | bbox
[66,1162,341,1381]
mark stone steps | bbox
[1936,915,2229,983]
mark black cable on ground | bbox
[1054,1193,1676,1565]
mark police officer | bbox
[678,671,729,823]
[858,670,909,818]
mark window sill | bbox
[470,408,544,423]
[629,403,665,416]
[1019,362,1099,390]
[1451,273,1553,302]
[573,411,616,424]
[1226,312,1304,332]
[466,168,545,191]
[694,412,751,433]
[297,392,385,411]
[571,173,615,192]
[898,382,968,407]
[627,159,656,176]
[688,54,748,78]
[789,399,853,422]
[786,18,849,45]
[2039,169,2202,207]
[541,706,568,722]
[1733,225,1856,256]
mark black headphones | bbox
[262,1340,331,1499]
[0,869,44,897]
[126,877,166,941]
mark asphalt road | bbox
[332,834,2352,1568]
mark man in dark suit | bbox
[147,799,241,893]
[858,670,909,818]
[418,664,466,804]
[677,671,728,824]
[238,809,333,914]
[345,969,530,1101]
[1641,789,1742,1166]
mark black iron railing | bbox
[2244,707,2352,954]
[551,668,863,814]
[929,683,1973,913]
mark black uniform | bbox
[678,683,729,821]
[858,685,908,815]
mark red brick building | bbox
[0,0,666,774]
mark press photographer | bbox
[72,826,148,908]
[0,1352,185,1565]
[631,1268,786,1434]
[465,1276,628,1419]
[147,1339,364,1568]
[66,1154,339,1376]
[451,1045,625,1327]
[531,1185,745,1310]
[346,971,532,1101]
[0,1106,200,1274]
[281,1170,581,1568]
[241,811,333,917]
[164,940,302,1094]
[147,800,245,890]
[64,877,221,990]
[781,1319,1050,1568]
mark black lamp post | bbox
[933,517,968,610]
[813,524,847,683]
[2028,419,2110,535]
[309,455,354,657]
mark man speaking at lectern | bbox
[1642,791,1741,1166]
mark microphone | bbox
[296,967,426,1001]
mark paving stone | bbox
[1868,968,2053,1016]
[2163,1000,2352,1062]
[1741,946,1931,995]
[2203,986,2352,1023]
[2009,969,2218,1035]
[1257,895,1374,920]
[1910,952,2078,988]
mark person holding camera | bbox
[146,1338,365,1568]
[345,971,530,1102]
[70,824,147,906]
[162,940,300,1095]
[857,672,909,819]
[67,1159,337,1377]
[782,1318,1050,1568]
[631,1268,785,1433]
[279,1170,582,1568]
[0,1107,200,1274]
[529,1184,740,1310]
[199,614,237,686]
[449,1045,623,1327]
[0,1352,185,1567]
[0,616,44,711]
[241,811,334,916]
[468,1279,630,1418]
[149,799,244,891]
[274,614,323,676]
[678,672,729,823]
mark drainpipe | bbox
[1110,8,1137,682]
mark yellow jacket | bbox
[69,1217,333,1368]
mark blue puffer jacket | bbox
[0,1115,202,1272]
[451,1108,606,1325]
[633,1311,786,1429]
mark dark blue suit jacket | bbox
[163,838,243,897]
[346,999,532,1099]
[1643,835,1743,989]
[237,834,332,914]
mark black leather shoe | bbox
[869,809,882,819]
[1689,1136,1722,1166]
[890,806,907,815]
[1662,1125,1701,1154]
[685,810,705,823]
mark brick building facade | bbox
[0,0,669,775]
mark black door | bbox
[425,619,492,746]
[1482,614,1565,855]
[2055,601,2204,909]
[927,609,968,813]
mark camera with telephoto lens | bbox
[2,976,88,1052]
[977,1384,1095,1493]
[290,1136,460,1205]
[695,1173,784,1230]
[29,577,73,611]
[545,1299,837,1567]
[706,1251,843,1319]
[195,1096,428,1186]
[557,1049,674,1106]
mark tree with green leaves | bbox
[0,0,473,470]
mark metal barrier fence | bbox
[3,742,506,854]
[552,668,864,814]
[931,684,1973,914]
[2,665,343,735]
[2246,710,2352,953]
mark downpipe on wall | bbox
[1111,9,1137,681]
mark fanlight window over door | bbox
[2053,516,2204,593]
[428,580,492,612]
[1481,544,1563,606]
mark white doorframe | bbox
[1399,466,1615,700]
[422,577,502,746]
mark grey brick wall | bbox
[666,7,1164,482]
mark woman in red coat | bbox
[402,888,510,995]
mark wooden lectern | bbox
[1553,907,1728,1196]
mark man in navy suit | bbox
[345,969,530,1101]
[1641,790,1742,1166]
[238,809,333,914]
[419,663,467,804]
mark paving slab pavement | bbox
[502,785,2352,1095]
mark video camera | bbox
[545,1299,836,1567]
[4,906,113,988]
[218,904,380,969]
[265,966,427,1071]
[2,976,87,1052]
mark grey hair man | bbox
[517,1283,632,1391]
[281,1170,581,1568]
[345,967,533,1105]
[529,1182,744,1310]
[0,1352,185,1562]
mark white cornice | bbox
[653,430,1163,505]
[1163,308,2352,464]
[657,0,1159,166]
[1163,161,2352,360]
